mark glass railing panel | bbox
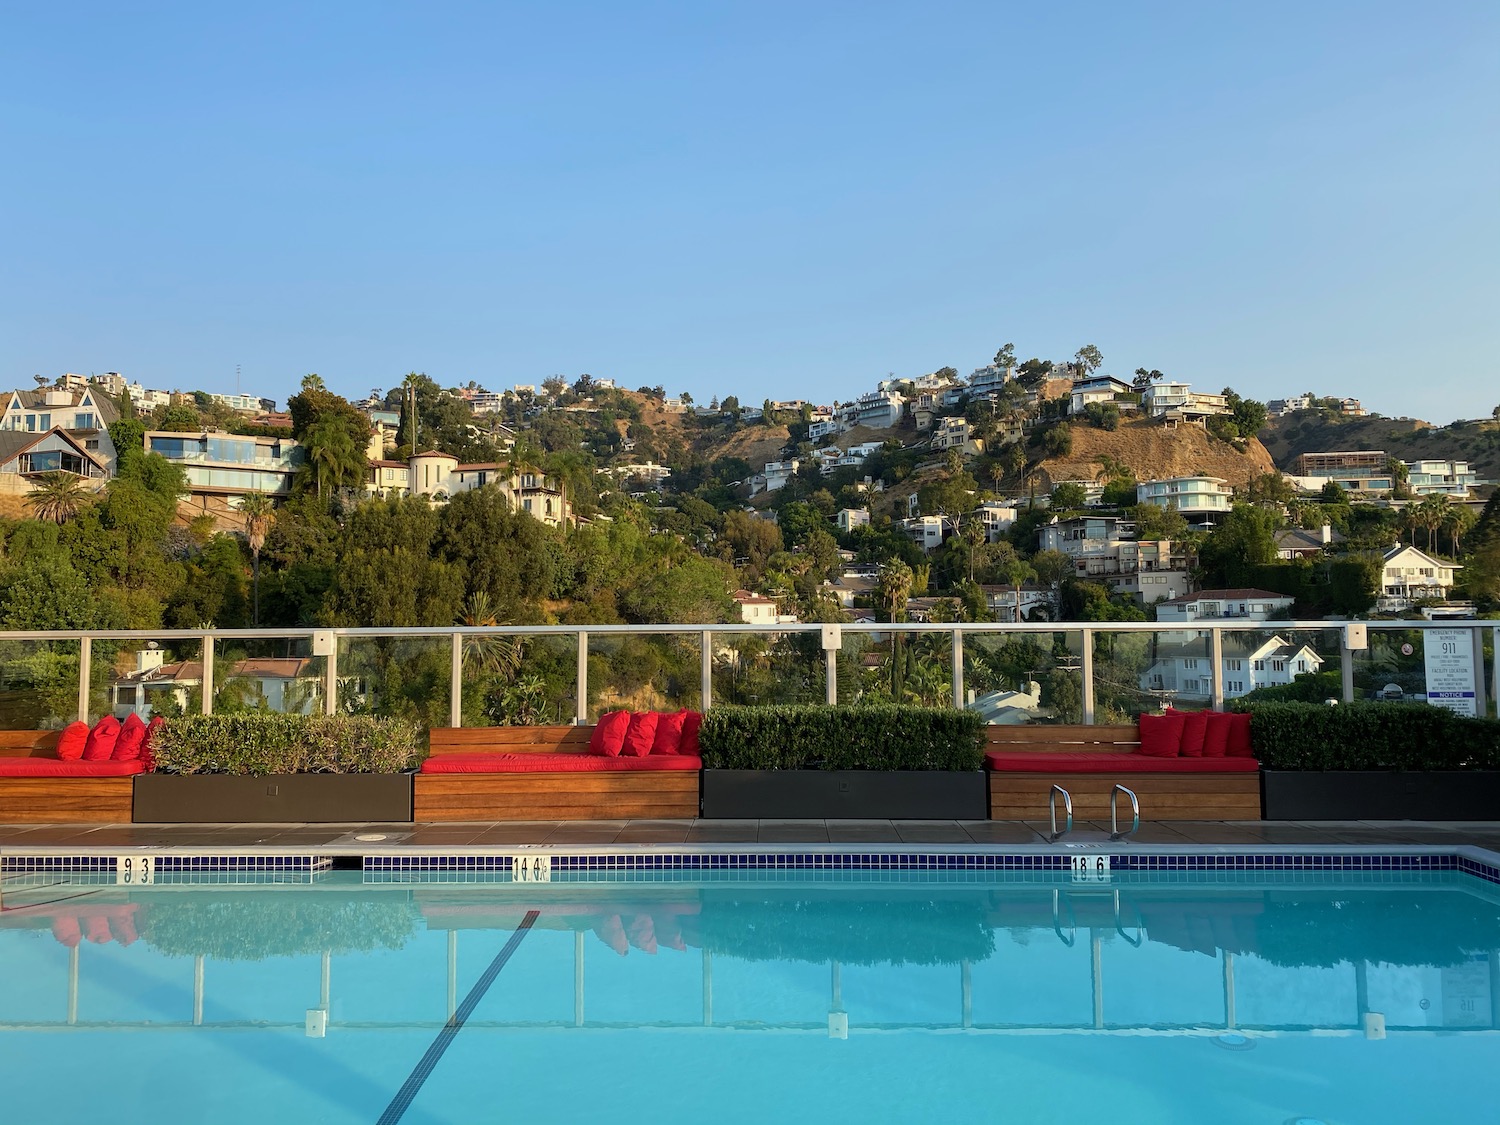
[1359,623,1487,715]
[102,637,208,722]
[840,626,954,708]
[459,631,578,727]
[336,635,452,729]
[212,636,326,715]
[586,632,702,720]
[0,638,87,729]
[712,631,826,707]
[962,629,1084,723]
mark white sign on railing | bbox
[1423,628,1477,717]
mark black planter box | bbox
[1262,770,1500,821]
[134,773,413,824]
[702,769,987,820]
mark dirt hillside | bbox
[1039,416,1275,488]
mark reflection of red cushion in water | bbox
[626,914,658,954]
[652,910,686,951]
[52,916,82,948]
[113,712,148,761]
[109,912,140,946]
[593,915,629,955]
[84,915,113,944]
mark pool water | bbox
[3,868,1499,1124]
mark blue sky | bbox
[3,2,1496,421]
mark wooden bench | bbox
[984,725,1263,822]
[0,731,138,824]
[413,726,702,822]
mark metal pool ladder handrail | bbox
[1049,784,1072,842]
[1109,784,1139,841]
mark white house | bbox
[1136,476,1232,522]
[1379,545,1461,610]
[732,589,797,625]
[1068,375,1132,416]
[1142,382,1229,422]
[1037,515,1192,604]
[975,501,1017,542]
[968,680,1044,725]
[903,514,952,553]
[2,385,120,474]
[110,649,326,717]
[0,428,111,497]
[755,459,801,495]
[1152,588,1297,624]
[1140,634,1324,703]
[837,390,905,431]
[809,419,841,442]
[1405,459,1476,498]
[837,508,870,534]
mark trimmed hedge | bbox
[699,705,985,771]
[142,892,418,960]
[1246,701,1500,771]
[152,714,426,776]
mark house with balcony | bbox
[809,419,842,442]
[405,452,572,527]
[903,514,952,553]
[978,584,1054,621]
[208,393,276,415]
[1405,459,1476,498]
[1267,394,1314,416]
[1038,514,1192,604]
[1136,476,1232,524]
[0,428,111,498]
[145,431,305,520]
[967,364,1014,400]
[2,385,120,474]
[751,459,801,495]
[837,508,870,534]
[1379,545,1461,611]
[1142,382,1229,424]
[837,390,905,431]
[1288,450,1394,496]
[1140,634,1324,703]
[975,501,1017,542]
[1068,375,1132,416]
[930,416,984,457]
[1152,588,1297,625]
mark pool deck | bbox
[6,819,1500,852]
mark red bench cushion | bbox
[1138,712,1187,757]
[113,712,148,761]
[421,753,702,773]
[589,711,631,756]
[82,716,121,762]
[985,751,1258,774]
[622,711,659,757]
[1175,709,1210,758]
[56,721,90,762]
[1225,711,1254,758]
[0,759,146,777]
[680,710,703,755]
[1202,711,1233,757]
[651,710,689,755]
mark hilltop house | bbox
[1140,634,1324,703]
[930,416,984,457]
[1136,476,1232,524]
[1379,545,1461,611]
[1068,375,1132,416]
[1275,524,1338,559]
[2,385,120,475]
[406,455,573,527]
[145,430,305,519]
[1142,382,1229,424]
[1289,450,1393,496]
[836,508,870,534]
[0,428,111,498]
[1152,588,1297,624]
[1037,515,1192,605]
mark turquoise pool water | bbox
[3,869,1499,1124]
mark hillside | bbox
[1037,416,1275,489]
[1259,411,1500,480]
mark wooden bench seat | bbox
[0,731,138,824]
[984,725,1263,822]
[414,726,701,822]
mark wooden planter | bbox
[702,770,986,820]
[1261,770,1500,821]
[133,773,413,823]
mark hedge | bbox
[1244,701,1500,771]
[698,705,985,771]
[142,892,418,960]
[151,714,426,776]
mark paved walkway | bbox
[6,819,1500,850]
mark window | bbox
[1185,679,1200,692]
[1272,660,1286,673]
[1227,659,1242,671]
[1297,660,1307,672]
[39,414,50,429]
[85,439,99,451]
[1184,657,1199,669]
[75,412,95,429]
[1253,660,1264,671]
[24,414,35,431]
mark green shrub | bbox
[1244,701,1500,770]
[699,705,984,770]
[696,898,995,966]
[152,713,426,776]
[142,892,418,960]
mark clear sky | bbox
[3,2,1496,421]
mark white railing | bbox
[0,620,1494,729]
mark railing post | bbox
[449,632,463,728]
[1080,628,1095,725]
[1341,638,1355,705]
[1471,626,1488,718]
[951,628,964,710]
[201,635,214,716]
[1210,627,1224,711]
[576,631,588,725]
[701,629,713,712]
[821,624,841,707]
[323,636,338,716]
[76,636,92,723]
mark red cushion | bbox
[1172,709,1209,758]
[52,917,82,948]
[1202,711,1233,758]
[113,712,148,761]
[420,752,702,773]
[1137,712,1186,757]
[142,715,166,772]
[82,716,121,762]
[985,751,1259,773]
[651,710,689,755]
[593,915,629,956]
[680,710,703,755]
[626,913,658,954]
[56,721,90,762]
[0,758,146,777]
[621,711,659,757]
[588,711,630,757]
[1225,712,1255,758]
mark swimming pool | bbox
[3,854,1500,1125]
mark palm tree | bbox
[1416,494,1452,554]
[25,471,91,524]
[239,492,275,626]
[304,419,361,499]
[457,592,525,679]
[1442,505,1477,558]
[876,560,914,623]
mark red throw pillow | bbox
[113,712,148,761]
[1224,712,1255,758]
[1138,712,1187,758]
[82,716,121,762]
[680,710,703,756]
[651,710,689,755]
[55,721,90,762]
[1172,709,1209,758]
[588,711,631,756]
[141,715,166,771]
[622,711,659,757]
[1202,711,1233,758]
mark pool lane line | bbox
[376,909,540,1125]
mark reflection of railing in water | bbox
[2,619,1493,729]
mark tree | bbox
[238,492,275,626]
[151,403,202,432]
[1050,482,1088,510]
[1073,344,1103,378]
[1442,505,1477,558]
[1130,503,1189,541]
[1041,423,1073,459]
[993,343,1016,369]
[25,472,92,525]
[1132,368,1165,391]
[1197,505,1280,587]
[877,560,914,623]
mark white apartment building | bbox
[1140,634,1324,703]
[145,431,304,513]
[903,514,952,553]
[1142,382,1230,422]
[1136,476,1232,522]
[1037,515,1192,604]
[1152,588,1297,624]
[1068,375,1132,416]
[968,364,1014,399]
[606,461,673,488]
[754,459,801,495]
[1379,545,1461,610]
[975,501,1017,542]
[1405,459,1477,498]
[1267,394,1314,416]
[837,390,905,431]
[809,419,842,442]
